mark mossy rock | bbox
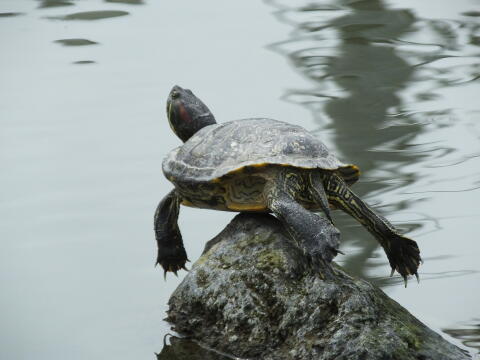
[166,214,470,360]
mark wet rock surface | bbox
[166,213,470,360]
[157,335,231,360]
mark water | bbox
[0,0,478,359]
[265,0,480,356]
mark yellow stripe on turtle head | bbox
[167,101,177,135]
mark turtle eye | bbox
[171,90,180,99]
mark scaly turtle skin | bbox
[155,85,421,285]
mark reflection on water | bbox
[37,0,74,8]
[0,12,23,17]
[444,322,480,351]
[268,0,426,280]
[48,10,129,21]
[266,0,480,356]
[72,60,96,64]
[105,0,144,5]
[462,11,480,18]
[54,38,98,46]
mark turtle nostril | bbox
[171,90,180,99]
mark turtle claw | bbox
[384,233,421,287]
[156,244,189,280]
[160,261,186,280]
[390,267,420,287]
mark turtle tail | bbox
[323,172,421,285]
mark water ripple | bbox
[105,0,144,4]
[36,0,74,8]
[54,38,99,46]
[264,4,480,336]
[47,10,129,21]
[0,12,24,18]
[72,60,96,65]
[444,322,480,350]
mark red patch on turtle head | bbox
[178,103,192,123]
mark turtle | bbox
[154,85,421,285]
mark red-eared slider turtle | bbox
[155,85,421,285]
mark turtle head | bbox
[166,85,217,142]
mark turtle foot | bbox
[302,222,341,276]
[306,254,335,279]
[385,234,422,287]
[156,244,189,280]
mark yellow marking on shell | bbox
[181,199,194,207]
[349,164,361,176]
[352,164,360,174]
[340,164,361,175]
[227,203,267,212]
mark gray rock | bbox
[157,335,232,360]
[166,213,470,360]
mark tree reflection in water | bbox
[265,0,479,283]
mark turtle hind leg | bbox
[264,169,341,273]
[323,172,421,285]
[154,189,189,279]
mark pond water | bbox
[1,0,479,359]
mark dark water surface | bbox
[1,0,479,359]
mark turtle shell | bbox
[163,118,359,185]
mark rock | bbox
[166,213,470,360]
[156,335,231,360]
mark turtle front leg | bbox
[309,171,334,224]
[154,189,188,279]
[264,170,341,271]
